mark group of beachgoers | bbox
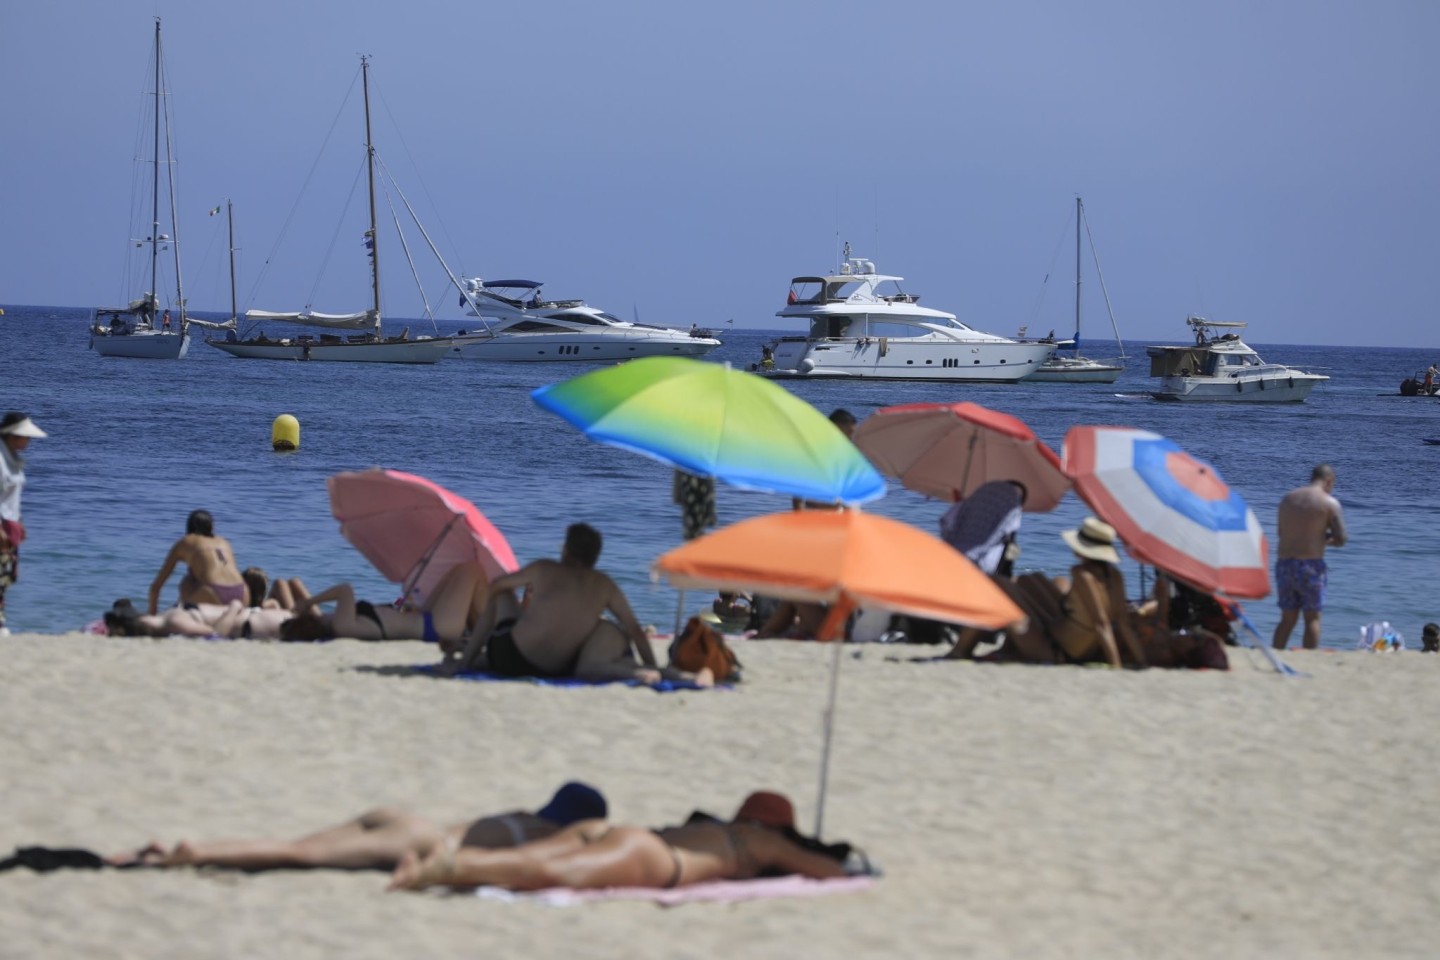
[5,784,875,893]
[103,510,714,687]
[101,446,1358,674]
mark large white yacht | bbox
[450,279,721,362]
[759,247,1055,381]
[1146,316,1328,402]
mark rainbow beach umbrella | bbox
[1062,426,1270,598]
[531,357,885,505]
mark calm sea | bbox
[2,304,1436,650]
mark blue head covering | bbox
[537,781,608,825]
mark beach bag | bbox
[1358,621,1404,651]
[669,616,741,682]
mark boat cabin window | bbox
[788,279,825,304]
[509,319,574,333]
[866,320,915,339]
[824,279,866,302]
[808,318,855,339]
[550,313,604,326]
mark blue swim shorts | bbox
[1276,558,1327,612]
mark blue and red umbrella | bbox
[1062,426,1270,599]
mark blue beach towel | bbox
[413,664,727,692]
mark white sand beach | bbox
[2,632,1436,959]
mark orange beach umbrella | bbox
[654,509,1024,836]
[654,509,1023,638]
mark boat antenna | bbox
[361,54,382,336]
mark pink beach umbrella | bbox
[327,468,519,605]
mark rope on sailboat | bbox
[1083,212,1128,360]
[243,69,364,313]
[375,153,497,337]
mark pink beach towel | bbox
[467,874,875,907]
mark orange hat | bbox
[734,791,795,829]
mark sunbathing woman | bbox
[388,790,849,893]
[147,509,248,614]
[943,517,1143,666]
[279,561,489,644]
[1049,517,1145,667]
[107,782,607,871]
[109,599,296,640]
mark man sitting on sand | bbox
[107,782,607,871]
[388,790,852,893]
[442,523,710,686]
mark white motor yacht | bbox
[450,279,721,362]
[759,247,1055,381]
[1146,316,1327,402]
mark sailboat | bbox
[90,18,192,361]
[1025,197,1127,383]
[208,56,450,364]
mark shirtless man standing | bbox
[147,509,248,614]
[443,523,678,683]
[1273,464,1347,650]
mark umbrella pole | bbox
[673,589,687,636]
[401,515,461,605]
[814,634,845,839]
[812,598,855,838]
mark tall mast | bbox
[1073,196,1082,356]
[226,199,238,324]
[361,55,381,337]
[149,17,162,326]
[161,20,187,335]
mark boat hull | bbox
[90,330,190,360]
[763,337,1053,382]
[1151,373,1327,402]
[1025,357,1123,383]
[451,332,721,362]
[207,337,450,364]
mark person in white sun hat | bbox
[0,412,48,636]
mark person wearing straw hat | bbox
[0,412,47,636]
[1053,517,1145,668]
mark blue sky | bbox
[2,0,1436,346]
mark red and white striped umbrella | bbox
[1062,426,1270,598]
